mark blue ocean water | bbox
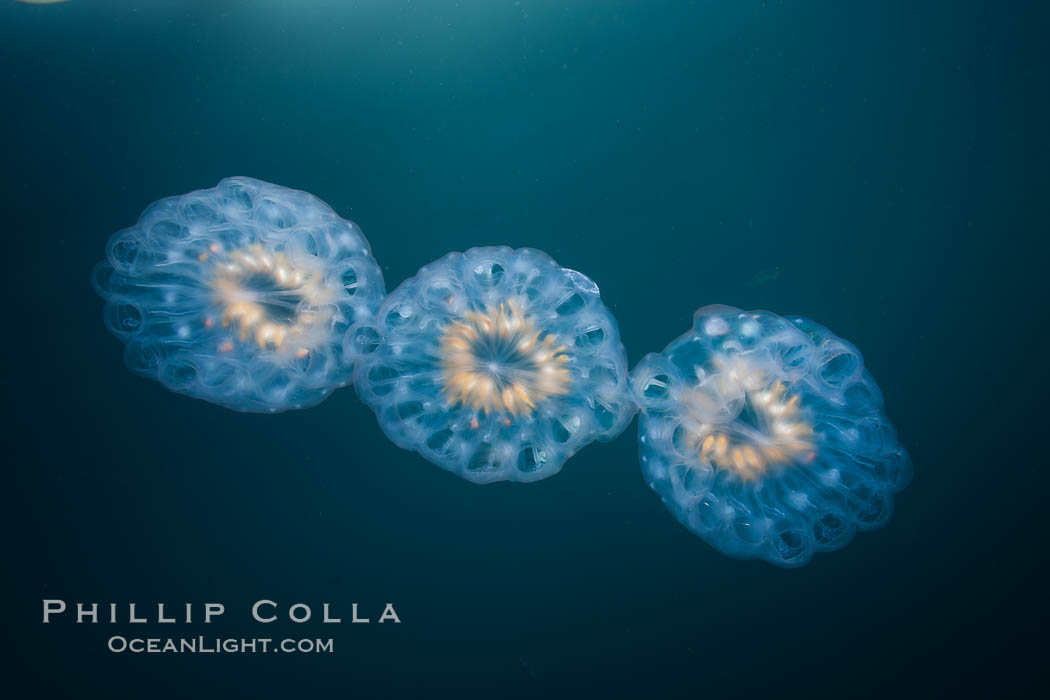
[3,1,1046,697]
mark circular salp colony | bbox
[630,305,911,567]
[352,247,636,483]
[92,177,386,412]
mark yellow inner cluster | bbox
[680,364,815,481]
[438,299,571,416]
[205,243,328,353]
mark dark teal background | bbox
[3,1,1046,697]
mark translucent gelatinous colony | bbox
[630,305,911,566]
[352,247,636,483]
[92,177,385,412]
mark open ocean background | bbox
[3,1,1047,697]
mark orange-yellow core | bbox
[438,299,571,416]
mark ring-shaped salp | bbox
[352,247,636,483]
[630,305,911,567]
[92,177,386,412]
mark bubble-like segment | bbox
[630,305,911,567]
[92,177,386,412]
[353,247,635,483]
